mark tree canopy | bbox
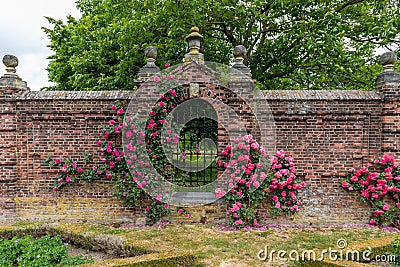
[43,0,400,91]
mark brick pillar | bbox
[377,51,400,156]
[0,55,29,220]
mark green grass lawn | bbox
[18,222,396,267]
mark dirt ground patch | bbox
[67,245,117,262]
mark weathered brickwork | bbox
[261,93,383,224]
[0,60,399,225]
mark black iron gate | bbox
[170,99,218,186]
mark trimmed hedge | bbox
[0,224,196,267]
[79,252,196,267]
[0,224,147,257]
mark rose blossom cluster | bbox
[268,150,305,214]
[342,154,400,226]
[214,135,305,228]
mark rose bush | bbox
[342,154,400,227]
[214,135,306,228]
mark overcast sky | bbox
[0,1,80,90]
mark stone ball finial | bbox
[3,55,18,73]
[233,45,247,59]
[144,46,157,59]
[231,45,251,77]
[380,51,397,71]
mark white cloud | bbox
[0,0,80,90]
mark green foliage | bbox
[43,0,400,91]
[391,238,400,266]
[393,238,400,254]
[146,202,171,226]
[0,235,92,267]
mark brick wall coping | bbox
[14,89,382,101]
[258,90,382,101]
[15,90,135,100]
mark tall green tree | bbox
[43,0,399,91]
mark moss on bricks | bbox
[78,252,196,267]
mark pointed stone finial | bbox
[137,46,160,81]
[231,45,251,77]
[377,51,400,87]
[0,55,28,89]
[184,27,204,64]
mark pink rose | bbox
[215,188,226,199]
[235,219,243,226]
[276,150,285,158]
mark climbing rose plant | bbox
[46,70,188,224]
[214,136,306,228]
[342,154,400,227]
[46,99,172,224]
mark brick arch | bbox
[172,82,262,147]
[146,81,262,187]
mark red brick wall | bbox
[0,64,399,225]
[260,91,382,223]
